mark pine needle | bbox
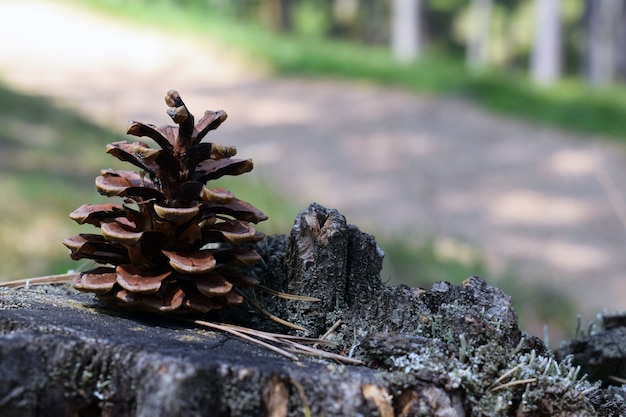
[237,289,308,331]
[192,319,299,361]
[608,375,626,384]
[0,273,76,289]
[189,319,362,365]
[488,363,525,391]
[222,323,336,345]
[489,378,537,392]
[314,319,342,348]
[256,285,320,302]
[281,340,362,364]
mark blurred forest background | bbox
[79,0,626,136]
[208,0,626,88]
[2,0,626,341]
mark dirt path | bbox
[2,0,626,321]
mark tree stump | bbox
[1,203,624,416]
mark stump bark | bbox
[1,203,625,416]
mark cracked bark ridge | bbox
[285,202,384,335]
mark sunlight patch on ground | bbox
[291,169,394,210]
[540,240,608,272]
[0,0,256,128]
[242,142,284,165]
[343,133,435,172]
[489,189,600,226]
[497,235,608,273]
[544,148,599,177]
[243,98,318,126]
[433,237,481,266]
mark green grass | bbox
[74,0,626,140]
[0,84,116,280]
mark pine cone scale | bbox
[153,203,200,224]
[193,158,254,183]
[162,250,217,275]
[73,267,117,294]
[193,273,233,296]
[142,284,186,312]
[69,203,126,225]
[194,109,228,139]
[116,264,171,294]
[126,121,175,153]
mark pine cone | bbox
[63,90,268,313]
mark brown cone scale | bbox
[63,90,267,313]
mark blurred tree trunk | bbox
[230,0,257,19]
[616,4,626,81]
[323,0,340,37]
[530,0,561,85]
[260,0,295,32]
[466,0,492,71]
[279,0,295,32]
[324,0,357,39]
[360,0,388,44]
[391,0,421,63]
[583,0,625,87]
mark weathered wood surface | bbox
[1,203,625,416]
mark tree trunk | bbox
[616,3,626,81]
[390,0,421,63]
[359,0,387,44]
[325,0,357,39]
[260,0,295,32]
[530,0,561,85]
[584,0,625,87]
[466,0,492,70]
[278,0,294,32]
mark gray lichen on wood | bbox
[1,203,626,416]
